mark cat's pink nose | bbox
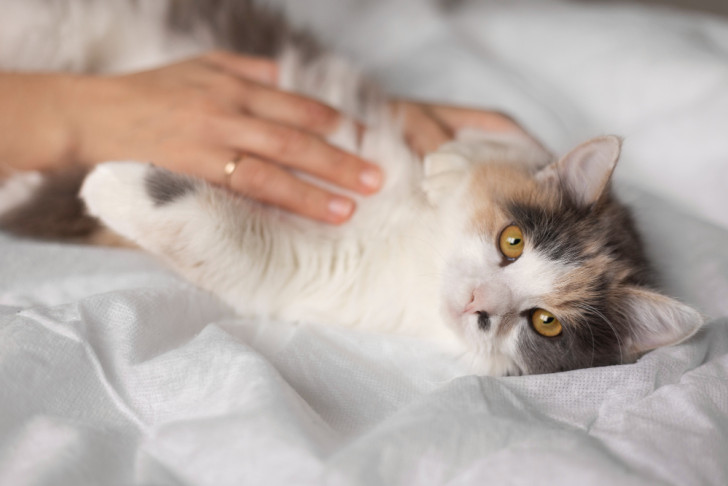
[464,284,511,316]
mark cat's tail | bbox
[0,167,117,244]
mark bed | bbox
[1,0,727,484]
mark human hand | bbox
[0,51,532,224]
[392,100,532,156]
[65,51,382,224]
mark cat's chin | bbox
[464,352,524,377]
[442,313,525,377]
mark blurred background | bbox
[579,0,728,16]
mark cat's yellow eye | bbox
[531,309,562,337]
[499,225,525,260]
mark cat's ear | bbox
[620,286,703,355]
[537,135,621,207]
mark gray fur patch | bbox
[507,195,652,283]
[167,0,322,60]
[145,166,197,206]
[0,166,100,241]
[505,188,655,374]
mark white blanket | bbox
[1,1,727,485]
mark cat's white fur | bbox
[0,0,552,374]
[1,0,703,375]
[0,1,203,74]
[81,130,552,376]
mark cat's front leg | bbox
[81,162,272,313]
[81,162,201,248]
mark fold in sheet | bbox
[1,281,726,485]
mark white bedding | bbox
[1,0,728,485]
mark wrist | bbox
[0,72,88,171]
[53,73,102,167]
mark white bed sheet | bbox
[2,1,728,485]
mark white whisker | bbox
[576,302,624,366]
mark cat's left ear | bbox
[537,135,622,207]
[620,286,704,356]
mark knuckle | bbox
[240,159,271,196]
[323,158,349,182]
[301,100,337,126]
[297,185,324,213]
[180,91,221,115]
[329,151,359,176]
[268,128,308,158]
[232,77,253,97]
[303,145,351,184]
[287,183,330,220]
[219,76,250,99]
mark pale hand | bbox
[0,51,526,224]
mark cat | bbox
[0,0,703,376]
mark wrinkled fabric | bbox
[2,1,728,485]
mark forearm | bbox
[0,72,81,173]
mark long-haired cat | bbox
[0,0,702,375]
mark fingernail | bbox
[328,197,354,218]
[359,168,382,191]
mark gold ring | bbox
[223,154,242,187]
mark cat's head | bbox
[429,133,703,376]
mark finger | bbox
[203,50,278,85]
[425,104,551,153]
[395,102,451,156]
[424,104,525,133]
[241,82,343,136]
[196,68,362,137]
[222,115,383,194]
[168,149,356,224]
[228,153,356,224]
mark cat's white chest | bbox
[234,210,462,348]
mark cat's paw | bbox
[422,152,470,206]
[81,162,198,243]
